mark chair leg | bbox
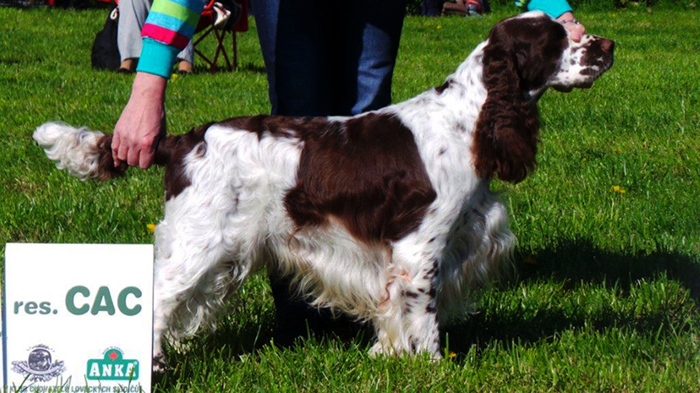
[232,32,238,71]
[213,29,232,72]
[193,25,239,73]
[194,26,217,72]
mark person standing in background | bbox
[112,0,409,345]
[249,0,410,345]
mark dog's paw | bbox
[152,353,169,374]
[369,341,390,357]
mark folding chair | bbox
[193,0,248,72]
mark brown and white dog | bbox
[34,12,614,360]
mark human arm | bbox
[515,0,586,42]
[112,0,205,168]
[556,11,585,43]
[112,72,167,168]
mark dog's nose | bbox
[601,39,615,53]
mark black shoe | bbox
[269,273,363,347]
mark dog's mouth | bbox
[553,85,574,93]
[552,59,613,93]
[552,38,615,93]
[553,80,595,92]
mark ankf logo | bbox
[87,348,140,381]
[11,344,66,382]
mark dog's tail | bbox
[33,122,132,181]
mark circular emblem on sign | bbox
[28,347,53,371]
[11,344,66,382]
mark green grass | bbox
[1,5,699,392]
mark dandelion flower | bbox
[611,185,626,194]
[147,223,156,233]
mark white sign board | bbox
[3,243,153,393]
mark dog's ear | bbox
[472,21,539,184]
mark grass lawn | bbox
[1,4,699,391]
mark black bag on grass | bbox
[91,7,121,70]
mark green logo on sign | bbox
[86,348,139,381]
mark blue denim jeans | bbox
[252,0,407,116]
[421,0,443,16]
[251,0,407,344]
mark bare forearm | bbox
[131,72,167,102]
[112,72,168,168]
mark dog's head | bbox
[484,11,615,98]
[549,26,615,93]
[473,12,614,183]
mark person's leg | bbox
[251,0,354,347]
[252,0,331,116]
[335,0,408,115]
[422,0,443,16]
[254,1,407,116]
[249,0,279,113]
[251,0,408,346]
[177,42,194,73]
[117,0,152,70]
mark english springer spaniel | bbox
[34,12,614,360]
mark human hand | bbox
[557,12,586,42]
[112,72,167,169]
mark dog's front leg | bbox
[400,258,441,358]
[370,252,441,359]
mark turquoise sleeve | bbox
[135,39,180,79]
[526,0,573,18]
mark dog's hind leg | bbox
[151,214,253,366]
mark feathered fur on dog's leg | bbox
[371,265,406,357]
[152,199,256,368]
[399,258,441,357]
[371,250,442,359]
[33,122,127,180]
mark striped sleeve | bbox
[515,0,573,18]
[136,0,206,78]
